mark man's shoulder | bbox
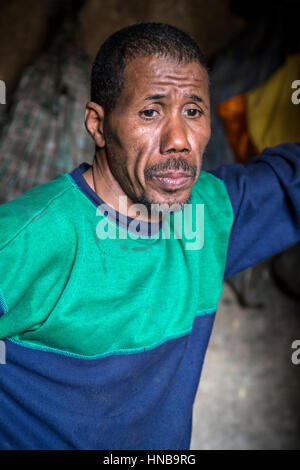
[0,173,76,250]
[191,169,231,205]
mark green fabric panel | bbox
[0,288,7,314]
[0,176,80,338]
[0,170,234,357]
[0,175,71,248]
[7,308,216,360]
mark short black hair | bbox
[91,22,208,114]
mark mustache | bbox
[144,157,197,180]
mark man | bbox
[0,23,299,450]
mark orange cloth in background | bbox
[217,94,259,164]
[217,54,300,164]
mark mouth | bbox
[151,171,194,190]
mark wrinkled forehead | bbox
[120,55,210,105]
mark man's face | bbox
[102,55,211,211]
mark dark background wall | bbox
[0,0,244,95]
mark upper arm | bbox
[208,143,300,279]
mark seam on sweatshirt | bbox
[6,308,216,360]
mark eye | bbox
[184,108,204,118]
[139,109,159,119]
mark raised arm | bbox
[208,143,300,280]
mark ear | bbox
[84,101,106,147]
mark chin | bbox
[137,194,191,215]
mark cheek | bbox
[109,129,153,184]
[203,118,211,141]
[124,124,157,161]
[113,119,149,152]
[193,121,211,148]
[128,125,156,152]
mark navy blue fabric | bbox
[0,313,215,450]
[208,143,300,279]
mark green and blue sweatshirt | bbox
[0,143,299,449]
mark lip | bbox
[151,172,193,189]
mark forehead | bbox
[119,55,209,104]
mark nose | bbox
[160,113,191,155]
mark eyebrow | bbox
[144,94,167,101]
[144,93,206,106]
[186,94,204,103]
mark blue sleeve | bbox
[208,143,300,280]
